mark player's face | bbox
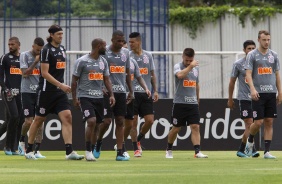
[243,44,256,55]
[258,33,270,50]
[98,41,106,55]
[182,55,194,67]
[129,38,140,51]
[111,35,125,50]
[8,40,20,54]
[51,31,63,45]
[32,44,43,55]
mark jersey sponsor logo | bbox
[30,84,38,91]
[31,68,40,75]
[257,67,272,75]
[183,80,196,87]
[184,96,197,103]
[268,55,274,63]
[260,85,273,92]
[139,68,148,75]
[110,66,125,73]
[143,55,149,64]
[10,67,22,75]
[88,73,103,80]
[56,62,66,69]
[112,85,125,92]
[51,48,55,51]
[88,89,103,96]
[10,88,20,96]
[134,85,144,91]
[131,74,134,81]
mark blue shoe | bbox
[12,151,20,155]
[252,151,260,158]
[35,151,46,159]
[93,148,101,159]
[18,142,25,156]
[4,147,12,155]
[116,155,130,161]
[236,151,249,158]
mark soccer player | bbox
[0,37,22,155]
[244,30,282,159]
[228,40,260,158]
[93,30,133,161]
[128,32,158,157]
[165,48,208,159]
[71,38,115,161]
[18,37,46,158]
[25,24,84,160]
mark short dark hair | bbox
[112,30,124,38]
[34,37,45,46]
[258,30,270,38]
[91,38,103,49]
[129,32,141,39]
[9,37,20,46]
[243,40,256,49]
[183,48,195,57]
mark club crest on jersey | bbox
[99,61,105,70]
[242,110,248,117]
[24,109,29,116]
[130,61,135,70]
[121,53,126,62]
[84,110,90,117]
[268,55,274,63]
[39,108,46,114]
[192,68,198,77]
[143,55,149,64]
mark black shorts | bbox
[125,99,134,120]
[239,100,253,119]
[252,93,277,120]
[171,103,200,127]
[104,92,126,117]
[35,90,71,117]
[134,92,154,117]
[79,97,104,123]
[21,93,37,118]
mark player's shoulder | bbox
[234,57,245,65]
[174,62,182,68]
[76,54,90,64]
[268,49,278,57]
[142,50,153,57]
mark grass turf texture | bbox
[1,151,282,184]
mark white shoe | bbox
[165,150,173,158]
[194,152,208,158]
[25,152,37,160]
[18,141,25,156]
[244,141,254,157]
[123,152,130,158]
[264,152,276,159]
[35,151,46,159]
[66,151,85,160]
[85,151,96,161]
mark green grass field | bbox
[1,150,282,184]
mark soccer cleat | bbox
[93,148,101,159]
[194,152,208,158]
[236,151,249,158]
[35,151,46,159]
[123,152,130,158]
[12,151,20,155]
[65,151,85,160]
[18,141,26,156]
[134,150,142,157]
[116,155,130,161]
[165,150,173,159]
[4,147,12,155]
[264,152,276,159]
[244,141,254,157]
[25,152,37,160]
[252,151,260,158]
[137,141,142,154]
[85,151,96,161]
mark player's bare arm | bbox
[71,75,80,107]
[227,77,237,110]
[151,70,158,102]
[245,69,259,101]
[275,71,282,105]
[103,75,116,107]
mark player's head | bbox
[8,37,20,54]
[111,30,125,50]
[257,30,270,50]
[47,24,63,45]
[182,48,195,67]
[243,40,256,55]
[91,38,106,55]
[32,37,45,55]
[129,32,141,51]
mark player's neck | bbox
[110,45,120,53]
[50,41,60,48]
[258,47,268,55]
[89,52,99,60]
[133,48,142,56]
